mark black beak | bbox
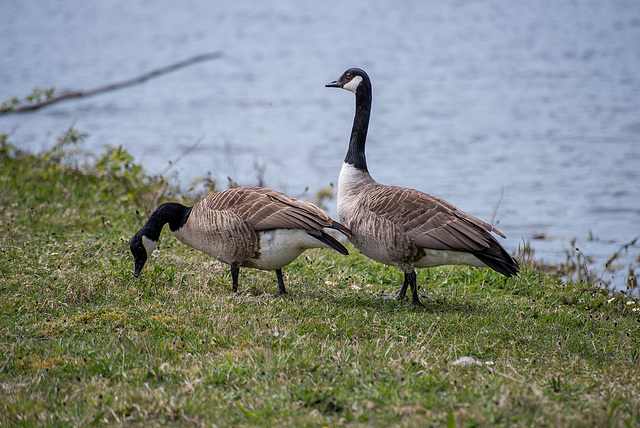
[133,258,146,277]
[325,80,341,88]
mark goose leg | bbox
[231,267,240,293]
[406,271,423,306]
[396,274,410,301]
[275,268,287,295]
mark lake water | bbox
[2,0,639,290]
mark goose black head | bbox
[129,230,158,277]
[326,68,370,94]
[128,202,191,277]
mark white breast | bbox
[414,249,487,269]
[244,229,329,270]
[337,162,373,223]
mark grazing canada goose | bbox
[130,186,351,295]
[326,68,519,305]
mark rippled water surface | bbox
[2,0,639,287]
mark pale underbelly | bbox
[349,235,486,270]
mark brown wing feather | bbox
[363,184,504,252]
[185,205,260,265]
[202,187,350,235]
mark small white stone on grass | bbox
[452,356,494,366]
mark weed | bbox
[0,87,56,113]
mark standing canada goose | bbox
[326,68,519,306]
[130,186,351,295]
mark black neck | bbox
[141,202,192,241]
[344,83,372,173]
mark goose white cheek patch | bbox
[343,75,363,93]
[142,236,158,255]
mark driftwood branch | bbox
[5,52,222,114]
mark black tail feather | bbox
[473,236,519,277]
[330,220,352,237]
[308,231,349,255]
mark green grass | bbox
[1,133,639,427]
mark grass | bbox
[1,131,639,427]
